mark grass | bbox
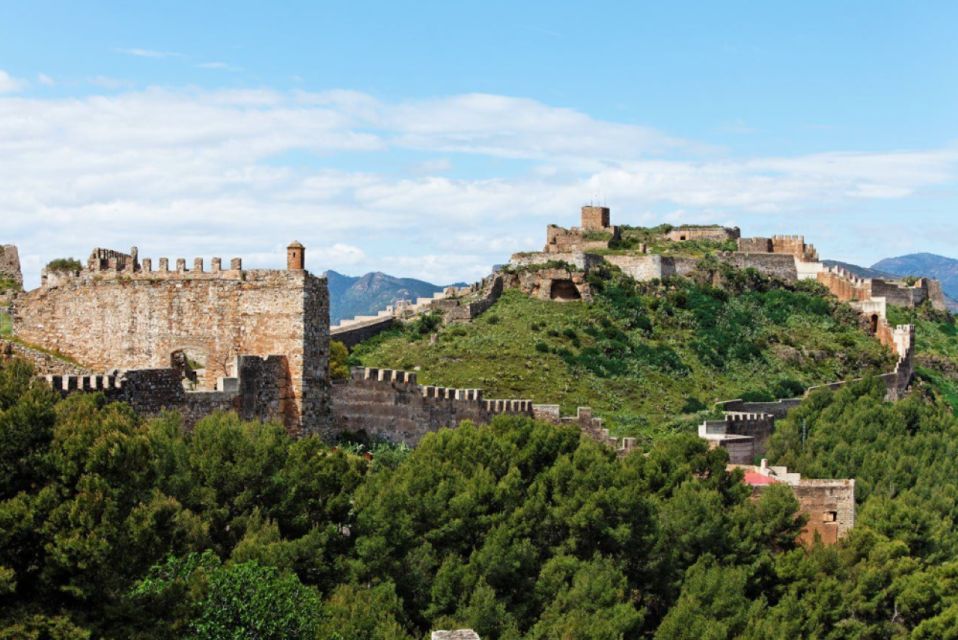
[0,311,10,337]
[353,265,894,442]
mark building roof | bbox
[743,470,780,486]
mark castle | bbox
[13,243,330,436]
[2,204,949,545]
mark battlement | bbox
[352,367,418,386]
[45,372,122,392]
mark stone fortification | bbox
[331,367,634,451]
[330,275,505,349]
[501,267,592,302]
[14,243,330,435]
[331,366,534,444]
[818,265,945,311]
[666,225,740,242]
[42,355,291,429]
[603,254,699,281]
[737,235,820,263]
[736,460,855,545]
[0,339,92,376]
[0,244,22,289]
[544,205,621,254]
[699,412,776,464]
[532,404,637,454]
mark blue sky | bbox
[1,1,956,287]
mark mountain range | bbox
[327,253,958,325]
[325,270,463,324]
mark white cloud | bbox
[0,86,956,287]
[197,61,242,72]
[0,70,23,94]
[116,48,183,59]
[36,73,54,86]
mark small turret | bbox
[287,241,305,271]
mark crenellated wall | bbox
[41,354,291,429]
[330,367,533,444]
[14,246,330,436]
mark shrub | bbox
[45,258,82,273]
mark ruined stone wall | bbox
[817,267,871,302]
[545,226,585,254]
[666,226,740,242]
[330,367,533,444]
[580,205,611,231]
[41,354,290,429]
[721,252,799,281]
[772,235,819,261]
[716,398,802,420]
[793,479,855,544]
[501,268,592,302]
[737,237,773,253]
[0,245,22,289]
[331,316,398,349]
[14,256,330,435]
[532,404,637,454]
[0,339,92,375]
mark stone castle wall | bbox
[42,354,291,429]
[330,367,533,444]
[0,244,22,289]
[666,226,740,242]
[793,479,855,544]
[14,251,330,435]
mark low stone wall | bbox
[40,354,292,430]
[534,404,637,454]
[330,316,398,348]
[716,398,802,419]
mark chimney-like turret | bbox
[287,241,305,271]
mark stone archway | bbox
[550,279,582,301]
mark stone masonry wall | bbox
[330,367,533,444]
[0,244,22,289]
[793,479,855,544]
[41,354,290,429]
[14,254,330,436]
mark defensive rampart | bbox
[14,245,330,435]
[41,354,292,429]
[330,366,534,444]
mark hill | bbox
[821,259,895,280]
[351,263,895,440]
[872,252,958,300]
[325,270,450,324]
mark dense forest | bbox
[4,352,958,638]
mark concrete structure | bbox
[14,244,330,436]
[735,460,855,545]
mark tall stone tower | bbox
[581,205,610,231]
[287,241,305,271]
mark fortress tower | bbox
[581,205,611,231]
[13,242,331,435]
[287,241,305,271]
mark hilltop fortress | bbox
[1,205,950,544]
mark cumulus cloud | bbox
[0,85,956,287]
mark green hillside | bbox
[353,262,894,440]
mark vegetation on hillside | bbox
[0,276,19,293]
[4,358,958,637]
[353,264,894,439]
[0,311,10,337]
[45,258,83,273]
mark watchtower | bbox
[287,241,305,271]
[581,205,610,231]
